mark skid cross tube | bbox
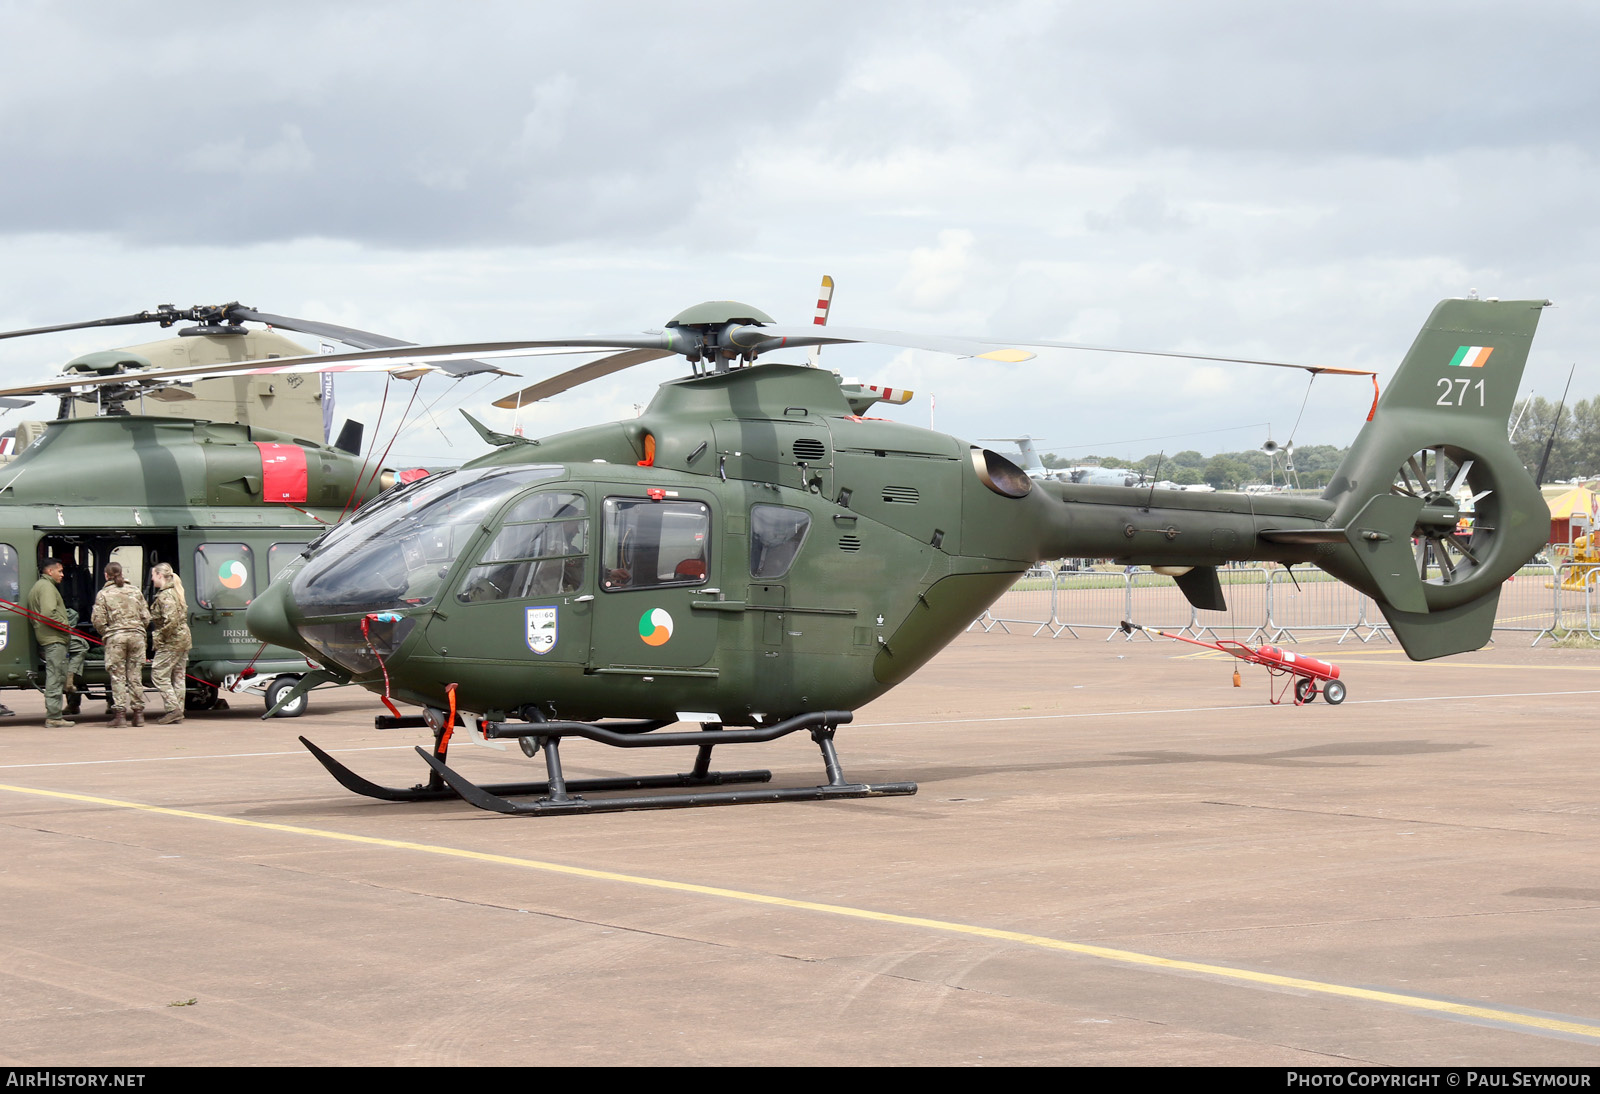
[417,710,918,816]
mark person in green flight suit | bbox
[27,558,86,728]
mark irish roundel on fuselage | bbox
[638,608,673,647]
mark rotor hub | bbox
[666,301,775,328]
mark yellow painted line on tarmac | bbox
[0,745,409,771]
[1,780,1598,1042]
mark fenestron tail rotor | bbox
[1389,445,1494,586]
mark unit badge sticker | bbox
[526,606,557,655]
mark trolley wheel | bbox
[1294,678,1316,704]
[265,675,308,718]
[1322,679,1346,705]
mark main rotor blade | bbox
[0,357,451,399]
[492,349,675,409]
[733,323,1035,362]
[228,308,511,378]
[736,323,1371,376]
[0,336,673,400]
[220,335,672,369]
[0,312,177,342]
[0,304,521,380]
[143,386,198,402]
[0,304,420,351]
[981,337,1377,376]
[227,308,414,350]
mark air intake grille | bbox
[793,438,826,461]
[838,535,862,552]
[881,486,919,504]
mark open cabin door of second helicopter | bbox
[0,542,28,685]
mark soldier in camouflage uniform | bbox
[91,561,150,727]
[148,562,191,725]
[28,558,86,728]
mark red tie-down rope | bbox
[0,596,215,688]
[439,683,458,755]
[361,612,403,717]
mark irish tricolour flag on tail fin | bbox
[1449,345,1494,368]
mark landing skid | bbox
[299,733,773,805]
[299,735,772,803]
[299,709,917,815]
[423,710,917,816]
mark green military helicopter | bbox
[213,295,1547,815]
[0,303,511,717]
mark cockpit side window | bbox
[749,505,811,579]
[456,491,588,604]
[291,466,563,616]
[601,498,711,592]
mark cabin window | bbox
[456,491,588,603]
[601,498,711,592]
[268,543,311,584]
[195,543,256,609]
[0,545,17,604]
[291,466,562,616]
[749,505,810,579]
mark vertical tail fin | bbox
[1320,298,1552,659]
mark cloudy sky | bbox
[1,0,1595,466]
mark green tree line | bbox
[1509,396,1600,484]
[1041,445,1351,489]
[1035,394,1600,491]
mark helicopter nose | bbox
[245,579,306,656]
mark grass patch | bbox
[1550,629,1600,649]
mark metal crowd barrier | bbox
[1544,561,1600,642]
[968,562,1574,646]
[969,574,1055,636]
[1192,568,1271,644]
[1503,563,1562,644]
